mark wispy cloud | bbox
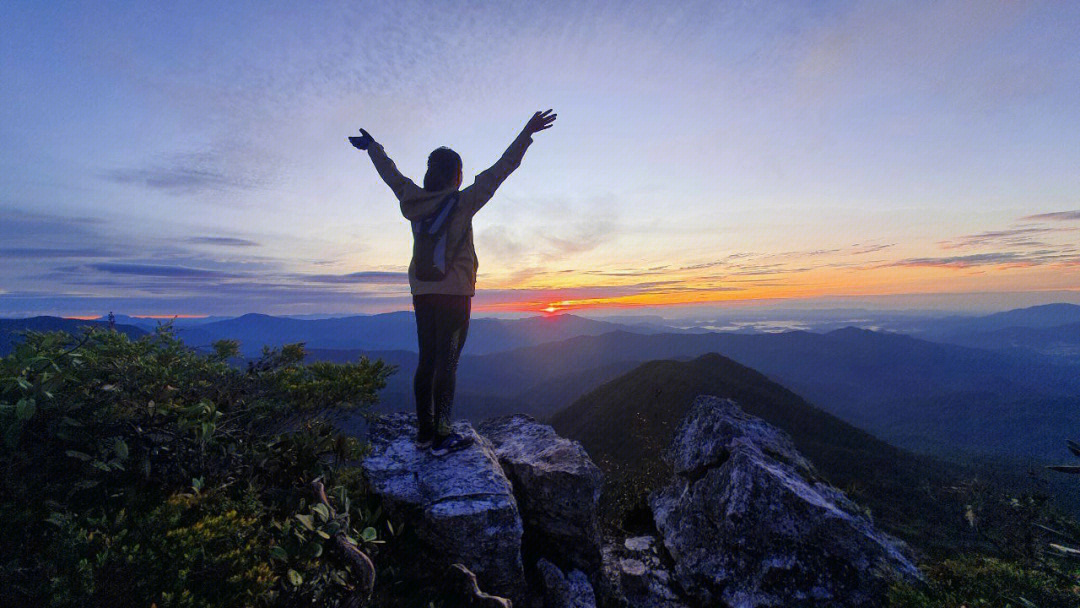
[478,210,619,265]
[298,271,409,285]
[677,253,756,272]
[582,265,671,278]
[89,263,239,279]
[775,248,842,259]
[475,280,744,306]
[0,209,125,266]
[886,251,1080,269]
[104,151,258,194]
[1021,210,1080,221]
[1,208,107,240]
[0,247,119,259]
[541,221,613,258]
[850,243,895,255]
[187,236,260,247]
[105,166,249,194]
[938,227,1072,250]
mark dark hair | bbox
[424,147,462,191]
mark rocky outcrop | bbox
[478,414,604,571]
[359,414,525,600]
[649,395,924,607]
[359,397,923,607]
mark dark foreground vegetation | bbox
[1,326,1078,606]
[0,326,396,607]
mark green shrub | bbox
[888,555,1079,608]
[0,326,394,607]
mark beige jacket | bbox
[367,132,533,296]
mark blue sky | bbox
[2,1,1079,317]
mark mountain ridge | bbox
[550,352,969,553]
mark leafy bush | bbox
[888,555,1079,608]
[0,326,394,607]
[888,483,1080,608]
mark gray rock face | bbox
[537,558,598,608]
[479,414,604,571]
[649,395,924,608]
[360,413,525,600]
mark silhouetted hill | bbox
[0,317,146,355]
[550,353,968,552]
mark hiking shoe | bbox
[414,431,434,449]
[430,431,474,457]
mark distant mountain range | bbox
[149,312,680,356]
[913,303,1080,361]
[926,303,1080,334]
[8,302,1079,355]
[3,304,1079,464]
[1,311,680,357]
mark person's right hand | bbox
[349,128,376,150]
[522,109,556,136]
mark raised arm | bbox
[354,129,424,202]
[465,109,557,213]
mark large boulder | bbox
[479,414,604,571]
[360,413,526,600]
[649,396,923,607]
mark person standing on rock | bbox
[352,110,557,456]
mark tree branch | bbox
[448,563,512,608]
[311,478,375,607]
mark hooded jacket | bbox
[367,132,533,296]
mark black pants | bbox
[413,294,471,438]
